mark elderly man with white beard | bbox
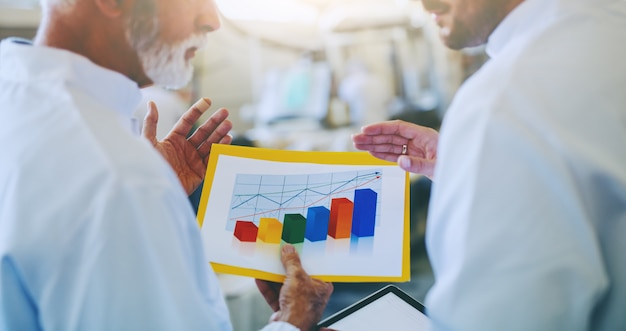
[0,0,333,330]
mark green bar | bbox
[282,214,306,244]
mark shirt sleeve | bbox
[259,321,301,331]
[30,177,233,331]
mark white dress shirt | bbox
[0,39,297,331]
[426,0,626,330]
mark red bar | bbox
[234,220,259,242]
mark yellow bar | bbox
[257,217,282,244]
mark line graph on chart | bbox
[226,169,382,232]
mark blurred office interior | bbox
[0,0,489,329]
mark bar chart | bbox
[228,169,382,245]
[200,145,410,281]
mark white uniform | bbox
[0,39,298,331]
[426,0,626,330]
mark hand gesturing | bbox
[143,98,232,195]
[352,120,438,179]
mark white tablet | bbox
[318,285,430,331]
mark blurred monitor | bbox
[256,60,331,124]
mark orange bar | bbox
[328,198,353,239]
[257,217,283,244]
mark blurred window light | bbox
[0,0,39,8]
[216,0,319,23]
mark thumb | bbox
[398,155,435,178]
[142,101,159,144]
[280,244,302,275]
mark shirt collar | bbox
[0,38,142,119]
[485,0,557,58]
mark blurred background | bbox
[0,0,489,329]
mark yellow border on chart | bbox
[196,144,411,283]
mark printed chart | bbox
[198,145,409,282]
[227,170,382,246]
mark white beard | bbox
[135,33,208,90]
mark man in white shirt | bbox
[353,0,626,330]
[0,0,332,330]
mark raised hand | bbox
[352,120,439,179]
[143,98,232,195]
[255,244,334,331]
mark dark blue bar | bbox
[352,188,377,237]
[305,206,330,242]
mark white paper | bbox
[200,154,407,279]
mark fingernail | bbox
[282,244,295,254]
[193,98,211,112]
[398,156,411,169]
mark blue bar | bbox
[305,206,330,242]
[352,188,377,237]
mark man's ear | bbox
[93,0,128,18]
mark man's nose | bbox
[196,0,221,33]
